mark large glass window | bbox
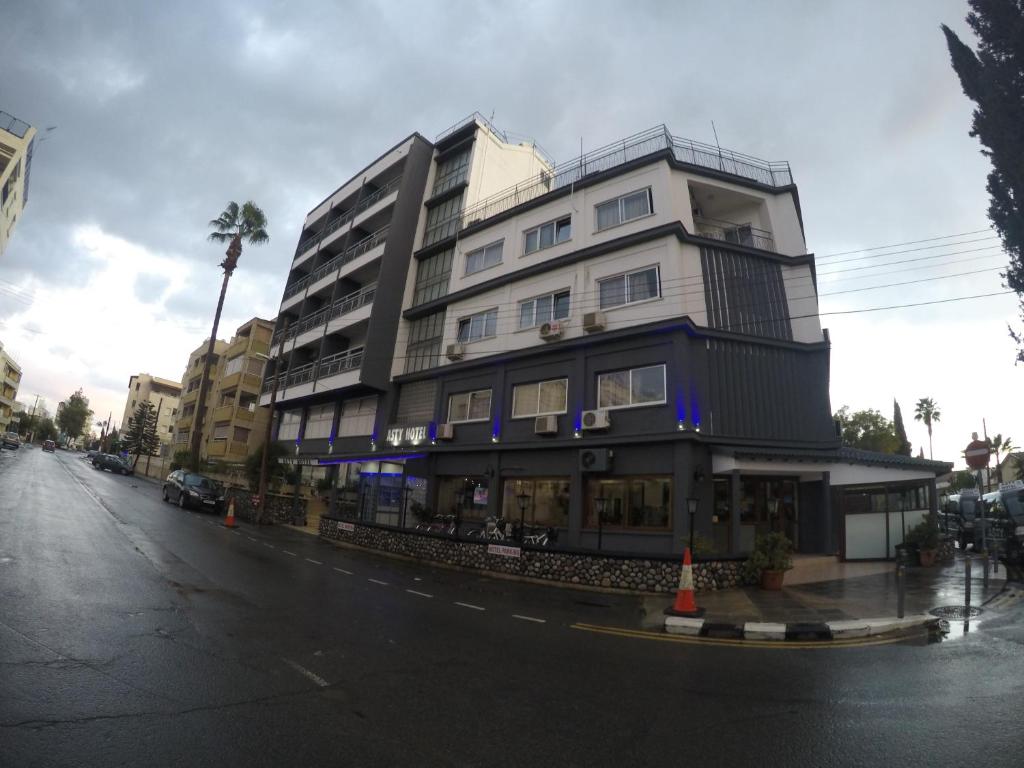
[511,378,568,418]
[457,308,497,343]
[448,389,491,423]
[597,364,666,409]
[424,193,463,245]
[405,311,445,373]
[518,290,570,329]
[223,356,243,376]
[464,240,503,275]
[595,188,653,231]
[413,248,454,306]
[432,146,471,196]
[524,216,571,255]
[338,396,378,437]
[277,409,302,441]
[304,403,335,440]
[502,479,570,527]
[437,476,490,521]
[598,266,660,309]
[585,477,672,529]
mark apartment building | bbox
[269,115,948,558]
[0,341,22,433]
[173,338,229,456]
[0,111,37,257]
[121,374,182,456]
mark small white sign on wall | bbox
[338,521,355,533]
[487,544,521,558]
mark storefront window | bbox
[437,476,490,521]
[738,478,798,525]
[584,477,671,530]
[501,479,570,527]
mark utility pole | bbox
[146,396,163,476]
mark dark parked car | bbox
[162,470,225,512]
[92,453,134,475]
[42,440,56,452]
[2,432,20,449]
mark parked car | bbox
[42,440,56,453]
[2,432,20,449]
[92,453,134,475]
[84,450,99,461]
[162,470,225,512]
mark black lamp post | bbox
[595,495,607,551]
[516,492,530,543]
[687,497,699,553]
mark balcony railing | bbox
[281,227,389,304]
[294,176,401,258]
[260,346,366,394]
[693,216,776,253]
[285,362,316,388]
[422,125,793,247]
[273,283,377,345]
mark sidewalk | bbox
[652,552,1008,629]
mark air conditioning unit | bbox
[579,448,612,473]
[581,409,611,431]
[582,311,606,333]
[247,402,256,412]
[445,343,465,361]
[435,423,455,441]
[539,321,563,341]
[534,415,558,435]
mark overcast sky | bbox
[1,0,1019,466]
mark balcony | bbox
[421,125,793,247]
[273,283,377,347]
[207,439,250,460]
[693,216,775,253]
[260,346,365,397]
[280,228,388,308]
[293,176,401,259]
[180,388,199,405]
[176,414,194,431]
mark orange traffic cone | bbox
[665,547,705,617]
[223,498,237,528]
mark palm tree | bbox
[190,201,269,467]
[989,434,1016,484]
[914,397,941,460]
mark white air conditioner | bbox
[539,321,563,341]
[435,423,455,441]
[445,343,465,361]
[582,311,606,333]
[581,409,611,431]
[534,414,558,435]
[247,402,256,412]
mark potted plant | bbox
[904,511,941,567]
[741,532,794,590]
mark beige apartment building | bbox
[0,341,22,433]
[173,317,273,463]
[121,374,182,456]
[1,111,37,257]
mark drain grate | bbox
[930,605,982,620]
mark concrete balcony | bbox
[273,283,376,356]
[175,414,194,432]
[258,345,364,406]
[212,403,258,425]
[207,439,250,460]
[694,216,775,252]
[180,388,199,406]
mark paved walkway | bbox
[647,553,1009,625]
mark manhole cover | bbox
[930,605,982,620]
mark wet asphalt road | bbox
[1,447,1023,767]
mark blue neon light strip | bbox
[316,454,427,465]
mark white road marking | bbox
[333,567,352,575]
[413,577,422,582]
[282,550,297,557]
[263,543,275,549]
[406,589,433,598]
[248,537,258,542]
[368,578,389,586]
[282,658,329,688]
[455,602,485,611]
[512,614,546,624]
[305,558,323,565]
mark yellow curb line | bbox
[571,622,920,650]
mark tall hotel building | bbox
[266,114,947,559]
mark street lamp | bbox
[687,497,699,554]
[516,492,531,544]
[595,494,607,551]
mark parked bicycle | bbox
[466,516,510,540]
[522,525,558,547]
[415,514,457,536]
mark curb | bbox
[665,614,939,642]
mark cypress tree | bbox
[942,2,1024,363]
[893,399,912,456]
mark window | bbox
[597,364,666,409]
[457,308,497,343]
[518,291,570,329]
[277,409,302,441]
[502,479,570,527]
[448,389,491,423]
[424,193,464,245]
[585,477,672,530]
[595,188,653,231]
[304,403,335,440]
[512,379,568,418]
[432,146,471,196]
[405,311,445,374]
[598,266,659,309]
[524,216,571,255]
[213,424,230,441]
[413,248,454,306]
[223,356,243,377]
[338,396,378,437]
[464,240,503,275]
[233,426,250,443]
[245,357,264,376]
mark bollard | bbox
[965,554,972,608]
[896,564,905,619]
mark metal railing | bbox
[285,362,316,388]
[423,125,792,246]
[275,283,377,345]
[318,346,364,378]
[693,216,776,253]
[294,176,401,258]
[436,112,508,143]
[280,227,388,306]
[260,344,365,394]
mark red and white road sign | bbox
[964,439,991,470]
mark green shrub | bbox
[741,532,794,581]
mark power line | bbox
[816,227,994,259]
